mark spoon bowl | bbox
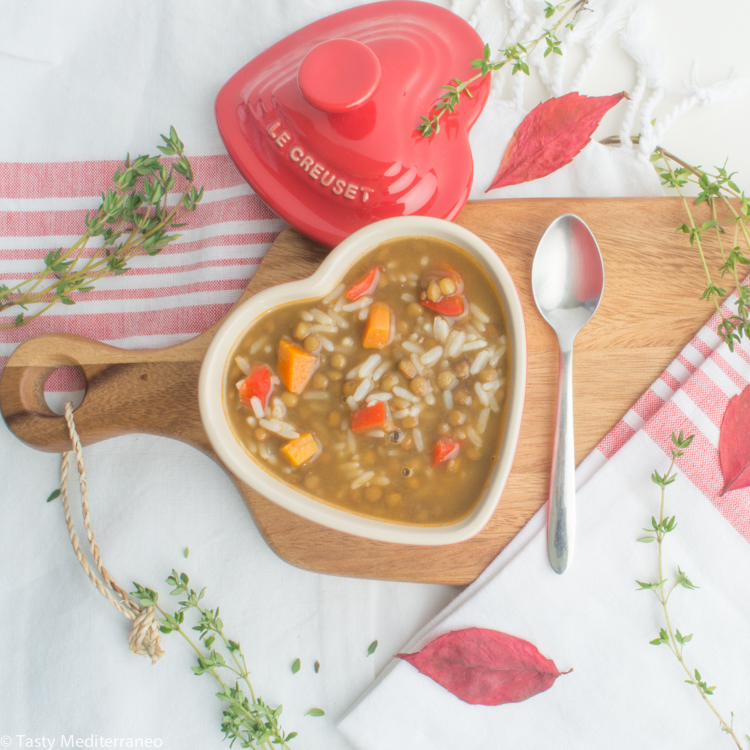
[532,214,605,573]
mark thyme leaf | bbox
[135,571,297,749]
[0,128,203,328]
[637,432,744,747]
[418,0,589,137]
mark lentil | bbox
[281,392,299,408]
[410,376,430,397]
[436,370,456,390]
[439,277,457,296]
[448,410,466,427]
[304,334,320,352]
[398,359,417,379]
[294,321,312,340]
[330,352,347,369]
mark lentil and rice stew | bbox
[225,236,510,525]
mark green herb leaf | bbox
[0,128,203,329]
[305,708,325,717]
[675,567,698,590]
[367,640,378,657]
[292,658,301,674]
[46,489,61,503]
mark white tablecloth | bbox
[0,2,746,748]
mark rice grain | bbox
[470,349,491,375]
[401,341,424,354]
[420,346,443,366]
[353,377,374,402]
[359,353,382,379]
[235,355,251,375]
[249,335,268,354]
[474,381,489,406]
[470,303,490,323]
[467,427,483,448]
[319,335,334,352]
[413,428,424,452]
[342,297,373,312]
[311,308,334,325]
[393,386,419,403]
[352,471,375,489]
[372,361,390,381]
[323,284,345,305]
[250,396,265,419]
[462,340,487,353]
[443,389,454,410]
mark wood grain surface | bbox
[0,198,723,584]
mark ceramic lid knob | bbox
[297,38,381,113]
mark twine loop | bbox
[128,606,164,663]
[60,401,164,664]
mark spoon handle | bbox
[548,346,576,574]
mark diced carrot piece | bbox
[351,401,388,433]
[363,301,392,349]
[281,432,319,466]
[432,437,461,467]
[421,295,465,317]
[277,339,318,394]
[238,364,273,410]
[345,265,383,301]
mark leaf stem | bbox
[0,129,202,328]
[600,135,750,351]
[154,601,282,750]
[418,0,589,136]
[662,157,721,309]
[644,437,742,748]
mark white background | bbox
[0,2,749,749]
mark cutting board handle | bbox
[0,332,209,454]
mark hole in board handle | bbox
[43,365,86,415]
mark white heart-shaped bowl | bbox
[199,216,526,545]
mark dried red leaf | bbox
[396,627,570,706]
[719,384,750,495]
[487,91,628,191]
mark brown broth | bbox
[225,236,510,526]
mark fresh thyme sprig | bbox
[638,431,745,748]
[601,136,750,352]
[132,572,297,750]
[418,0,589,137]
[0,127,204,328]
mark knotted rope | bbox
[59,401,164,664]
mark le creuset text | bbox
[266,119,374,203]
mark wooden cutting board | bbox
[0,198,723,585]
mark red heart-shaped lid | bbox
[215,1,490,247]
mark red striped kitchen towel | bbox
[0,156,287,395]
[578,280,750,540]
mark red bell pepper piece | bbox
[238,364,273,410]
[351,401,388,433]
[345,265,383,301]
[421,294,465,316]
[432,437,461,467]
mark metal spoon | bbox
[531,214,605,574]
